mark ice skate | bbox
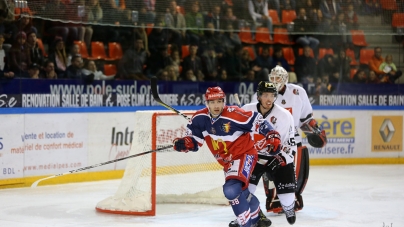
[282,203,296,225]
[257,209,272,227]
[228,219,238,227]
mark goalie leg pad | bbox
[295,146,309,195]
[294,145,309,211]
[265,188,283,214]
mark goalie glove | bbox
[173,136,198,152]
[300,119,327,148]
[254,131,282,154]
[267,154,286,172]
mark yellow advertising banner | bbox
[371,116,403,152]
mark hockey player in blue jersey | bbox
[173,86,282,227]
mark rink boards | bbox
[0,106,403,188]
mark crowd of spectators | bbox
[0,0,401,89]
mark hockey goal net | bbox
[96,110,228,215]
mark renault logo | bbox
[379,119,395,142]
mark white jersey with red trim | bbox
[242,102,296,164]
[251,83,313,144]
[185,105,276,167]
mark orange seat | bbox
[350,30,368,47]
[243,46,256,60]
[345,48,358,65]
[238,28,257,44]
[281,10,296,24]
[104,64,117,76]
[108,42,123,60]
[298,48,315,58]
[380,0,398,10]
[36,38,47,57]
[146,23,154,35]
[255,27,272,44]
[91,41,111,60]
[273,28,294,45]
[181,45,190,58]
[282,47,295,65]
[350,68,358,79]
[268,9,281,25]
[74,41,93,59]
[392,13,404,27]
[359,49,374,65]
[224,0,233,6]
[318,48,334,60]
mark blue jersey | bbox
[185,105,275,167]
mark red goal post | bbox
[95,111,227,216]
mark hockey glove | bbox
[254,131,281,154]
[266,131,282,154]
[301,119,327,148]
[266,154,286,172]
[173,136,197,152]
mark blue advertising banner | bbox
[0,79,403,107]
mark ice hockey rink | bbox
[0,165,403,227]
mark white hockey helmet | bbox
[268,65,288,91]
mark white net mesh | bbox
[3,0,398,33]
[96,111,228,215]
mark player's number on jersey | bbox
[288,138,296,146]
[0,137,3,150]
[231,199,240,205]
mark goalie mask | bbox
[205,86,226,118]
[268,65,288,91]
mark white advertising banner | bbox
[87,112,136,171]
[0,115,25,179]
[1,109,403,182]
[23,114,88,176]
[306,110,403,158]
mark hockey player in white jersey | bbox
[251,65,327,213]
[229,82,297,227]
[241,81,297,226]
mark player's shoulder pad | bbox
[286,83,307,95]
[192,107,209,120]
[241,102,257,111]
[221,105,255,123]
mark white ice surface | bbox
[0,165,403,227]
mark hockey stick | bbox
[234,94,241,107]
[151,76,191,121]
[31,145,173,188]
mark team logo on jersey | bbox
[222,122,231,133]
[270,116,277,124]
[282,99,286,104]
[211,127,216,134]
[293,89,299,95]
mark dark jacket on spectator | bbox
[295,54,317,82]
[181,55,203,80]
[271,57,291,72]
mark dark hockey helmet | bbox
[257,81,278,97]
